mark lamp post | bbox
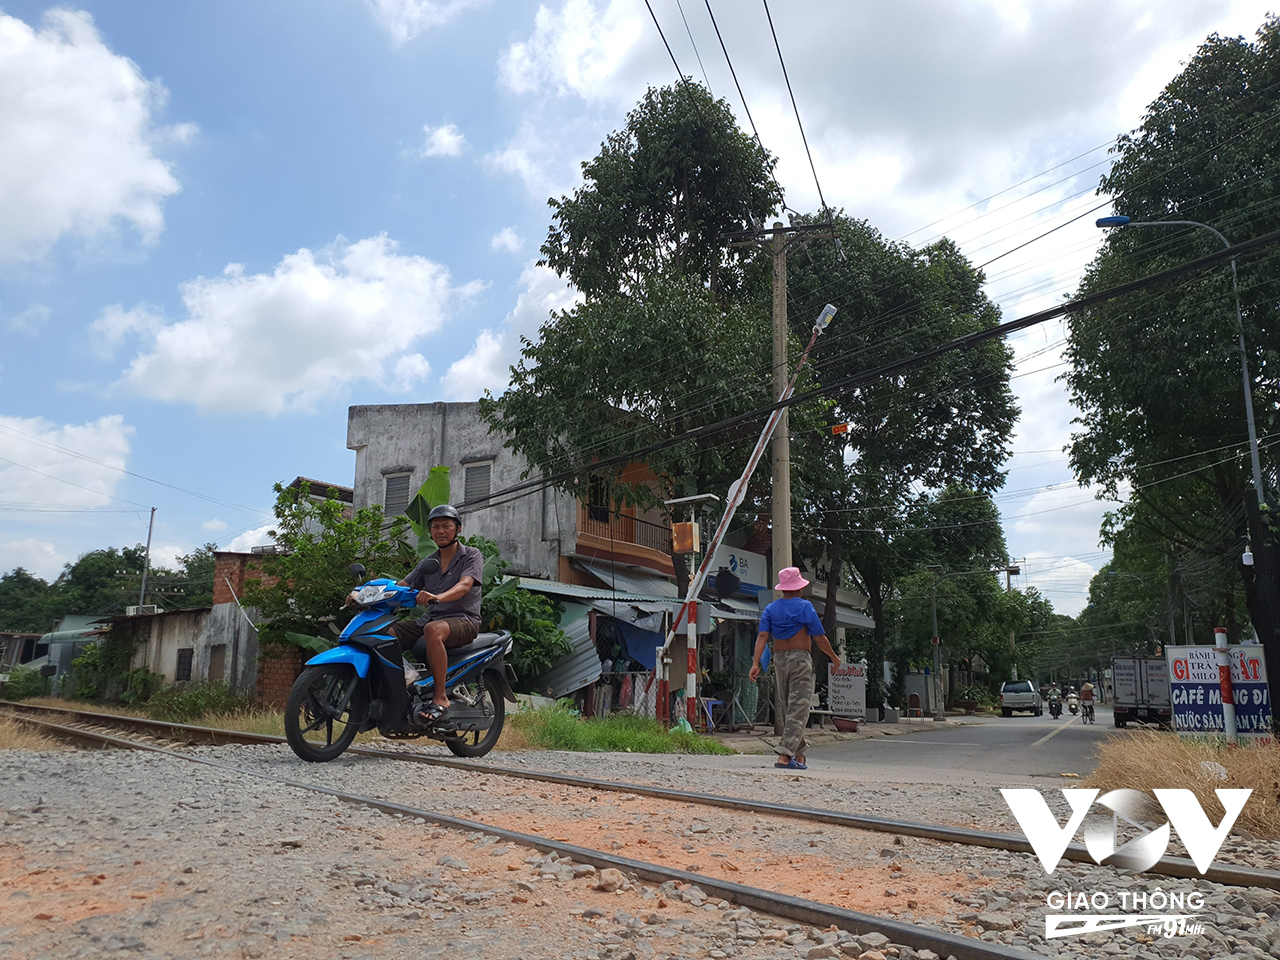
[1095,216,1265,510]
[927,564,1021,721]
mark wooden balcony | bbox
[575,502,674,575]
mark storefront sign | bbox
[1164,644,1272,737]
[827,661,866,719]
[708,546,767,597]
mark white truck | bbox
[1111,655,1172,728]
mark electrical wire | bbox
[761,0,827,216]
[644,0,685,79]
[674,0,712,93]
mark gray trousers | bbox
[774,648,814,759]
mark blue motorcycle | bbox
[284,562,515,762]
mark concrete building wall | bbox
[348,402,576,579]
[124,605,259,695]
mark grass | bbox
[10,696,729,756]
[508,703,733,755]
[1086,730,1280,839]
[0,716,73,751]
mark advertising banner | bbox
[827,661,866,719]
[1164,644,1272,737]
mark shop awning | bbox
[573,559,681,598]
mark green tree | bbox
[462,535,570,686]
[0,567,53,633]
[482,81,796,573]
[788,216,1019,706]
[540,82,782,299]
[1066,17,1280,681]
[239,484,416,650]
[172,543,218,609]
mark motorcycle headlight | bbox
[355,585,388,604]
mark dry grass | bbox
[1086,730,1280,839]
[22,696,146,717]
[0,717,73,751]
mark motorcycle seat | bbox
[444,632,508,665]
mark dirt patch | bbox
[436,777,978,925]
[0,845,165,924]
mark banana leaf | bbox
[284,632,333,654]
[405,466,452,540]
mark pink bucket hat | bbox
[774,567,809,592]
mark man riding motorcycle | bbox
[1047,682,1062,719]
[347,504,482,724]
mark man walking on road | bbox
[749,567,842,770]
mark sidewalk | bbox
[709,712,994,754]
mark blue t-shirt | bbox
[758,597,825,641]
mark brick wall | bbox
[256,646,304,708]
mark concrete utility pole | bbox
[138,507,157,608]
[723,219,837,581]
[770,223,792,573]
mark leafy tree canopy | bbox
[540,82,782,300]
[1065,16,1280,671]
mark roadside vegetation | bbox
[0,716,71,751]
[1087,731,1280,839]
[508,703,732,755]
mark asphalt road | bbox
[807,704,1122,787]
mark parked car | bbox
[1000,679,1042,717]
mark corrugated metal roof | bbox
[708,596,761,623]
[516,577,659,603]
[573,559,681,599]
[534,602,602,699]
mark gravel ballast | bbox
[1,743,1277,960]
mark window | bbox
[587,474,610,523]
[384,473,412,517]
[464,463,491,505]
[208,644,226,683]
[175,648,194,683]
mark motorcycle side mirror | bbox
[349,563,367,581]
[418,558,441,577]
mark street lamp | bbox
[927,564,1021,721]
[1095,216,1266,517]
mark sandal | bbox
[775,757,807,770]
[418,701,449,724]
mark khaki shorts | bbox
[390,617,479,651]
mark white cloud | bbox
[365,0,484,44]
[483,119,583,200]
[441,263,578,400]
[498,0,646,102]
[0,538,67,580]
[0,414,132,508]
[391,353,432,392]
[202,518,228,533]
[91,303,165,358]
[490,227,523,253]
[8,304,49,335]
[109,234,483,415]
[1021,553,1102,619]
[226,523,275,554]
[0,9,191,262]
[418,122,465,157]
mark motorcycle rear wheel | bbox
[285,665,366,762]
[443,672,505,758]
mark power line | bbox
[761,0,827,217]
[469,229,1280,514]
[644,0,685,79]
[674,0,712,93]
[703,0,783,206]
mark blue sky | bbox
[0,0,1272,615]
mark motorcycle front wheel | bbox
[285,665,367,762]
[443,672,505,758]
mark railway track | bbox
[5,698,1277,898]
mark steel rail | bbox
[6,700,1277,891]
[5,711,1035,960]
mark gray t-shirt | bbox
[404,544,483,625]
